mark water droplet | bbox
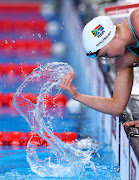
[32,51,35,53]
[38,34,41,39]
[12,40,15,43]
[77,26,81,29]
[5,40,8,44]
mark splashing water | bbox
[13,62,93,178]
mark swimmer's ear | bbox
[115,25,119,34]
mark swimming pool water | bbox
[0,143,121,179]
[0,106,121,180]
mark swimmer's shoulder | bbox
[130,8,139,38]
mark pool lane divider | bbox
[0,2,42,15]
[0,63,38,76]
[0,93,68,107]
[0,19,49,35]
[0,39,53,58]
[0,131,78,146]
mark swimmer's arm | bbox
[60,67,133,116]
[77,50,139,116]
[60,53,137,116]
[75,63,133,116]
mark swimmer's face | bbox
[98,39,125,59]
[98,26,125,59]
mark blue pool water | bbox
[0,104,121,179]
[0,147,119,180]
[0,147,120,180]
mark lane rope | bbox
[0,131,78,146]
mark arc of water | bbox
[13,62,92,177]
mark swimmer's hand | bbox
[60,72,78,99]
[122,120,139,127]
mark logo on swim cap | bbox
[82,16,116,53]
[96,31,111,47]
[91,24,105,38]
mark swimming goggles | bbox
[86,49,100,58]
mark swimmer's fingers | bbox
[135,123,139,127]
[67,72,74,88]
[122,120,139,127]
[60,72,77,99]
[61,72,73,87]
[60,72,74,89]
[134,120,139,127]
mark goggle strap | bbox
[86,49,100,57]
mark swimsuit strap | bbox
[128,16,139,48]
